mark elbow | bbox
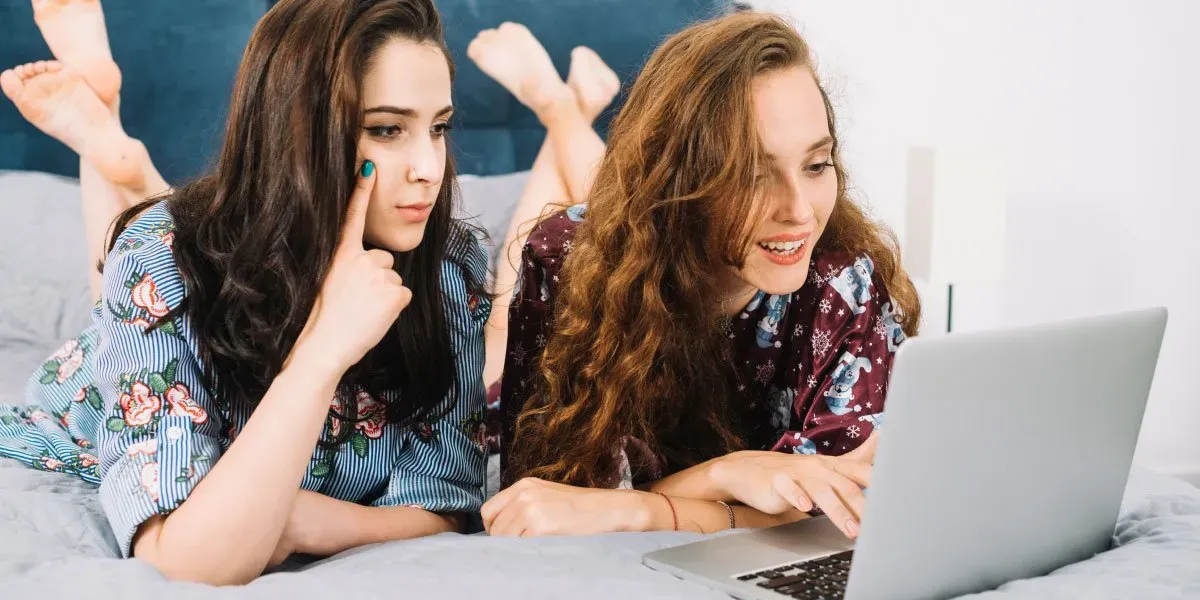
[138,548,261,586]
[133,525,264,586]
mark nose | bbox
[406,134,443,187]
[774,174,815,224]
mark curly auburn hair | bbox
[508,12,921,487]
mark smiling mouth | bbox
[757,239,806,256]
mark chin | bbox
[368,227,427,253]
[743,255,813,296]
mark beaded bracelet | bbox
[716,500,735,530]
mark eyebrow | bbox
[363,105,454,118]
[765,135,835,162]
[806,135,835,152]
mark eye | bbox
[806,161,835,175]
[365,125,403,140]
[431,122,454,138]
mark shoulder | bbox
[444,219,489,286]
[813,251,891,301]
[441,220,492,328]
[789,250,896,335]
[103,202,187,312]
[524,205,586,265]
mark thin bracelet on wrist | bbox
[656,492,679,531]
[716,500,735,530]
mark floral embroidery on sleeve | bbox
[38,337,90,385]
[106,272,184,337]
[104,359,204,435]
[327,390,386,459]
[146,221,176,251]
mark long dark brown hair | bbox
[508,12,921,487]
[108,0,481,443]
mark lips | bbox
[756,232,811,266]
[396,203,434,222]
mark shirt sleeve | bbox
[92,235,224,558]
[774,256,905,457]
[372,233,490,514]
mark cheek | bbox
[814,177,839,220]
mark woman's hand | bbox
[288,160,412,372]
[482,478,652,536]
[708,450,872,539]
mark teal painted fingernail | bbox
[361,160,375,177]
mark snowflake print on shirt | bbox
[755,362,776,385]
[811,328,833,357]
[511,343,527,366]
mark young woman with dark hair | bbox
[0,0,488,584]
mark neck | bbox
[717,277,758,317]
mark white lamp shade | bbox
[904,146,1008,284]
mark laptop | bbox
[644,308,1168,600]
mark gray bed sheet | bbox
[1,456,1198,599]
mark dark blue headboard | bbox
[0,0,730,180]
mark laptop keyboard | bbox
[734,550,854,599]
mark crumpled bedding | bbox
[1,457,1197,599]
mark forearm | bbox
[133,357,342,585]
[640,493,806,533]
[648,458,727,501]
[647,458,809,530]
[301,495,462,557]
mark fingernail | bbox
[361,160,375,177]
[846,519,860,537]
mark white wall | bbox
[750,0,1200,478]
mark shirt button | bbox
[166,426,184,443]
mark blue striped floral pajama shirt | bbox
[0,202,491,556]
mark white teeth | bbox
[759,239,805,254]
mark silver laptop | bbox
[644,308,1168,600]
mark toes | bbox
[0,69,21,100]
[467,29,498,59]
[466,38,485,60]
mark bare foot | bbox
[1,61,144,186]
[467,22,572,114]
[567,47,620,123]
[32,0,122,109]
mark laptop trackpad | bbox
[644,516,855,578]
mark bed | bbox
[1,446,1198,599]
[2,0,1199,598]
